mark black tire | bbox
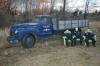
[22,34,36,48]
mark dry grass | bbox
[0,22,100,66]
[0,28,10,48]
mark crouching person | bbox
[62,30,73,47]
[84,29,96,47]
[73,28,83,46]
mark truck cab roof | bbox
[35,15,51,18]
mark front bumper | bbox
[7,36,20,45]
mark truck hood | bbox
[14,23,38,27]
[10,23,39,32]
[11,23,38,29]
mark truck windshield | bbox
[32,17,39,22]
[42,17,51,24]
[32,16,51,23]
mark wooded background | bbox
[0,0,100,29]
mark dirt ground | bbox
[0,21,100,66]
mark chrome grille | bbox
[10,30,15,36]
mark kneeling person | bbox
[84,29,96,47]
[73,28,83,46]
[63,30,73,46]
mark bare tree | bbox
[84,0,89,19]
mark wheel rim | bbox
[25,36,34,47]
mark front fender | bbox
[19,29,39,41]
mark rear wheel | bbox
[22,34,36,48]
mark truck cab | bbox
[7,15,54,48]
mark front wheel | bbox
[22,34,36,48]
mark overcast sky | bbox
[14,0,100,12]
[56,0,100,12]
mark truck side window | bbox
[43,18,47,23]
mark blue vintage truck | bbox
[7,15,89,48]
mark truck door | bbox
[39,16,53,37]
